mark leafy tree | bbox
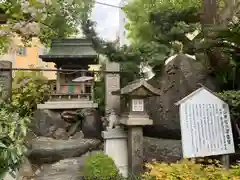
[0,70,52,178]
[0,89,30,179]
[122,0,240,88]
[123,0,201,45]
[81,0,239,91]
[0,0,94,53]
[12,70,50,117]
[81,19,142,85]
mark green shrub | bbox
[143,159,240,180]
[0,70,50,178]
[0,100,30,179]
[82,152,120,180]
[12,70,50,117]
[217,91,240,122]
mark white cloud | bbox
[91,0,121,41]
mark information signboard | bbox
[176,87,235,158]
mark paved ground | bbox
[35,151,101,180]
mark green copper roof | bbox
[39,38,98,62]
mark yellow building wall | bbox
[11,37,56,80]
[15,47,38,68]
[1,36,101,81]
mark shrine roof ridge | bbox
[50,38,93,46]
[39,38,98,62]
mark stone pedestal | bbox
[102,127,128,178]
[128,126,143,176]
[120,115,153,177]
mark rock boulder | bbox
[82,109,102,139]
[31,110,67,137]
[144,54,219,139]
[27,137,102,164]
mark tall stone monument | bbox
[102,62,128,178]
[105,62,121,115]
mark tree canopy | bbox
[122,0,240,66]
[81,0,240,89]
[123,0,201,45]
[0,0,93,53]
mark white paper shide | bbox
[176,87,235,158]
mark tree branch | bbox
[219,0,240,27]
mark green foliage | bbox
[122,0,202,67]
[121,0,240,90]
[0,70,51,178]
[203,22,240,90]
[12,70,50,117]
[81,20,143,87]
[218,91,240,121]
[0,96,30,178]
[82,0,203,74]
[123,0,201,45]
[143,159,240,179]
[94,63,105,115]
[0,0,94,51]
[82,152,120,180]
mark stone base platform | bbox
[37,100,98,110]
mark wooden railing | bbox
[49,93,92,101]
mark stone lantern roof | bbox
[112,78,161,97]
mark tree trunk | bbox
[201,0,232,71]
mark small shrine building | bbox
[38,38,98,109]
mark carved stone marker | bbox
[0,61,12,100]
[103,62,128,177]
[175,86,235,168]
[105,62,120,115]
[112,78,161,176]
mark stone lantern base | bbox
[102,127,128,178]
[120,114,153,177]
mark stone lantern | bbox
[112,78,161,176]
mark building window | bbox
[16,47,26,56]
[85,85,91,94]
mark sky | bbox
[91,0,122,41]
